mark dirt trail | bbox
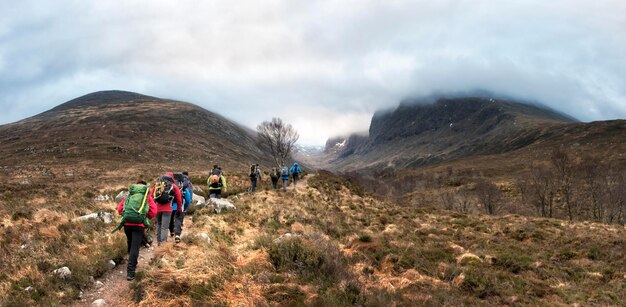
[75,216,192,306]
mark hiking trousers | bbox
[282,179,288,191]
[271,177,278,189]
[250,177,258,192]
[174,211,185,236]
[124,226,144,274]
[292,174,299,188]
[155,212,172,244]
[209,189,221,199]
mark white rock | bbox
[99,212,114,224]
[76,212,114,224]
[93,195,111,202]
[92,299,106,307]
[210,198,236,213]
[192,193,206,208]
[107,260,116,269]
[94,281,104,289]
[78,291,83,299]
[197,233,211,243]
[77,213,99,222]
[115,191,129,203]
[24,286,34,292]
[53,266,72,279]
[20,243,29,250]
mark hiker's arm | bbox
[147,196,157,219]
[222,176,228,190]
[184,188,192,211]
[117,198,125,214]
[174,186,183,212]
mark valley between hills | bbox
[0,91,624,306]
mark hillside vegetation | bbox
[128,172,623,306]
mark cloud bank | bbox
[1,0,625,144]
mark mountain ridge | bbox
[0,90,274,177]
[318,96,619,171]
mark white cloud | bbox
[1,0,625,144]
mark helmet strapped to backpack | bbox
[209,174,222,188]
[153,175,175,204]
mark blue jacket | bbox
[290,164,302,175]
[172,186,193,212]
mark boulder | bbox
[100,212,114,224]
[53,266,72,279]
[115,191,129,203]
[192,193,206,208]
[92,299,106,307]
[197,233,211,243]
[210,198,236,213]
[94,281,104,289]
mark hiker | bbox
[281,165,289,191]
[249,164,262,192]
[174,171,193,242]
[116,181,157,280]
[208,171,227,198]
[289,162,302,189]
[270,167,279,189]
[151,172,183,245]
[169,172,193,243]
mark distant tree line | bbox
[343,147,625,225]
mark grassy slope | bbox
[129,171,624,306]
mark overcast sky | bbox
[1,1,625,145]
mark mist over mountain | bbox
[319,95,622,171]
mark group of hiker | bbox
[250,162,302,192]
[115,162,303,281]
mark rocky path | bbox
[75,216,191,307]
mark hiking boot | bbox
[127,272,135,281]
[175,235,181,243]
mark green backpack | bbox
[112,184,150,233]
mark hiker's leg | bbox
[159,212,172,242]
[168,211,175,237]
[127,226,143,275]
[174,211,185,236]
[155,212,163,243]
[282,179,286,191]
[124,226,132,254]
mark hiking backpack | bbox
[173,172,191,190]
[281,167,289,177]
[249,164,257,178]
[173,172,192,198]
[211,168,222,176]
[112,184,150,233]
[153,175,175,204]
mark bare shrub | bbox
[551,147,576,220]
[440,191,455,210]
[456,187,472,213]
[474,180,502,215]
